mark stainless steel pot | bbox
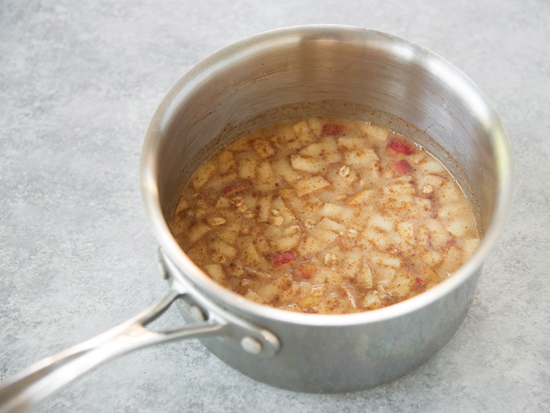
[0,25,513,412]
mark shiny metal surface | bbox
[141,26,513,392]
[0,25,513,411]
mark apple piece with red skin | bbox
[272,251,296,269]
[389,159,413,174]
[415,277,426,289]
[223,180,251,195]
[322,124,345,136]
[386,137,416,156]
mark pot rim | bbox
[140,25,514,327]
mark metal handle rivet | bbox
[241,337,262,354]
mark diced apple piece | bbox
[368,214,394,232]
[216,223,239,245]
[298,235,325,256]
[263,223,284,241]
[389,159,414,174]
[244,291,265,304]
[383,183,415,196]
[252,138,275,158]
[446,218,469,237]
[319,202,344,220]
[211,239,237,259]
[250,228,270,255]
[187,239,209,262]
[256,162,279,192]
[295,176,331,196]
[438,185,463,203]
[240,239,261,265]
[426,220,449,247]
[242,194,257,210]
[170,214,191,236]
[308,117,324,136]
[418,160,447,174]
[257,282,278,302]
[338,137,365,150]
[397,222,415,244]
[360,124,388,142]
[279,189,296,198]
[310,226,340,245]
[259,273,294,301]
[413,198,433,219]
[238,156,257,180]
[318,217,345,233]
[272,197,296,224]
[188,223,211,244]
[215,196,231,209]
[323,154,342,165]
[423,174,449,189]
[341,255,361,279]
[463,238,480,259]
[292,120,316,146]
[284,195,309,218]
[278,283,303,303]
[386,137,416,156]
[272,234,301,252]
[298,295,320,309]
[369,251,401,268]
[362,227,389,249]
[272,251,296,268]
[204,264,225,283]
[300,142,324,158]
[204,172,238,192]
[420,266,440,284]
[388,273,414,298]
[291,154,326,174]
[257,195,271,222]
[222,180,251,196]
[273,158,302,184]
[344,149,379,166]
[316,268,343,287]
[362,292,383,309]
[422,251,443,266]
[175,197,189,217]
[195,199,211,219]
[192,162,217,189]
[322,123,345,135]
[348,189,375,205]
[275,125,304,150]
[217,151,235,173]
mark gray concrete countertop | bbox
[1,1,548,412]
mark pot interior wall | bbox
[155,30,503,233]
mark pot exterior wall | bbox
[142,26,512,394]
[177,268,479,393]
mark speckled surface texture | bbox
[1,0,549,411]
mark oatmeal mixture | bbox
[169,117,480,314]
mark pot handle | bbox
[0,249,280,413]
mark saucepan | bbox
[0,25,513,412]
